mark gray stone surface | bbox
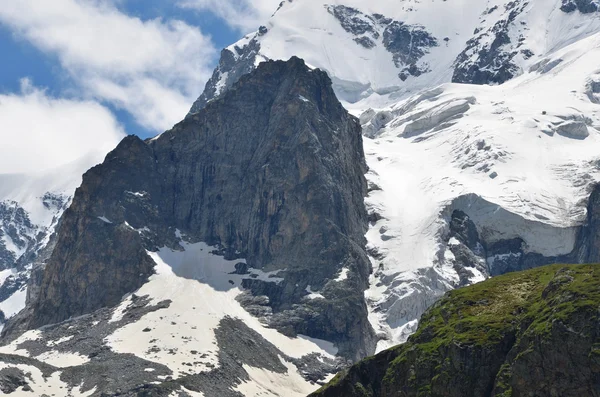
[15,57,375,360]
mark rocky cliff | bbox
[11,57,375,359]
[311,264,600,397]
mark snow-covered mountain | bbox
[363,31,600,350]
[1,1,600,396]
[0,152,115,331]
[190,0,600,113]
[190,0,600,353]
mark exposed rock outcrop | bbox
[452,1,530,85]
[188,38,262,115]
[560,0,600,13]
[17,57,375,359]
[326,5,438,81]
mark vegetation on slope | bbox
[311,264,600,397]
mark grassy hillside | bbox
[311,264,600,397]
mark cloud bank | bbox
[0,79,124,175]
[0,0,218,132]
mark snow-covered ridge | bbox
[190,0,600,115]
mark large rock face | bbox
[311,264,600,397]
[21,57,375,359]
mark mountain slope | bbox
[1,1,600,396]
[363,30,600,349]
[0,57,374,396]
[311,264,600,397]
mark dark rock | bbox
[447,211,487,286]
[382,21,438,78]
[577,183,600,262]
[354,36,376,49]
[560,0,600,13]
[0,366,29,394]
[326,5,379,38]
[449,211,481,251]
[587,79,600,104]
[230,262,249,275]
[453,1,529,85]
[23,57,375,359]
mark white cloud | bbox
[0,79,125,174]
[0,0,218,132]
[178,0,282,32]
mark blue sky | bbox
[0,2,247,139]
[0,0,280,174]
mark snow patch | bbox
[304,285,324,300]
[104,241,336,380]
[46,335,75,347]
[297,335,338,356]
[35,350,90,368]
[334,267,349,282]
[234,357,317,397]
[0,287,27,318]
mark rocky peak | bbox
[15,57,375,359]
[452,0,530,85]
